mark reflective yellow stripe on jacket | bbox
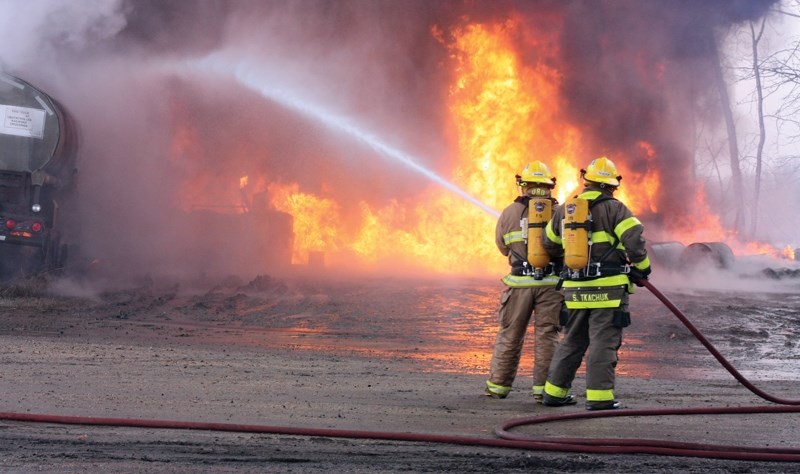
[633,255,651,271]
[615,216,641,239]
[590,230,624,248]
[503,230,526,245]
[562,274,630,289]
[562,274,629,308]
[501,274,560,287]
[545,219,561,246]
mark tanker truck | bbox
[0,73,78,279]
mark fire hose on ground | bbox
[1,279,799,462]
[495,279,800,462]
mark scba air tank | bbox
[563,196,590,271]
[526,198,552,269]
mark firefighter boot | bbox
[542,393,577,407]
[585,400,620,411]
[484,381,511,399]
[531,384,548,403]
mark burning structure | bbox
[0,0,793,282]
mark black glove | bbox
[629,266,651,287]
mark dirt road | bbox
[0,269,798,472]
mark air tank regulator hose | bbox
[1,280,798,462]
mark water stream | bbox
[186,54,501,218]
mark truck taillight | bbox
[5,219,15,230]
[31,222,43,233]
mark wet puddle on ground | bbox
[176,278,799,381]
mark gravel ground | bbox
[0,268,798,472]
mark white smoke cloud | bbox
[0,0,127,71]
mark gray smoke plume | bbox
[0,0,786,284]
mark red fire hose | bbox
[1,279,798,461]
[495,279,800,461]
[642,279,800,405]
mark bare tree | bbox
[725,2,800,241]
[709,30,746,234]
[759,2,800,143]
[749,18,767,238]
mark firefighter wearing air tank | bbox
[485,161,565,402]
[541,156,651,411]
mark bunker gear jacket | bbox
[487,196,564,397]
[542,184,650,406]
[543,186,650,309]
[496,197,560,287]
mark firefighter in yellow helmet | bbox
[485,161,565,402]
[541,156,651,410]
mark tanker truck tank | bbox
[0,72,78,279]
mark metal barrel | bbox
[647,241,686,270]
[679,242,736,270]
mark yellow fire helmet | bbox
[516,161,555,187]
[582,156,622,187]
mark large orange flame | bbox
[783,245,796,261]
[170,16,792,274]
[261,18,585,275]
[267,182,341,265]
[446,19,582,207]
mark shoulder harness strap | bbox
[587,194,621,263]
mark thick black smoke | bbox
[547,0,778,230]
